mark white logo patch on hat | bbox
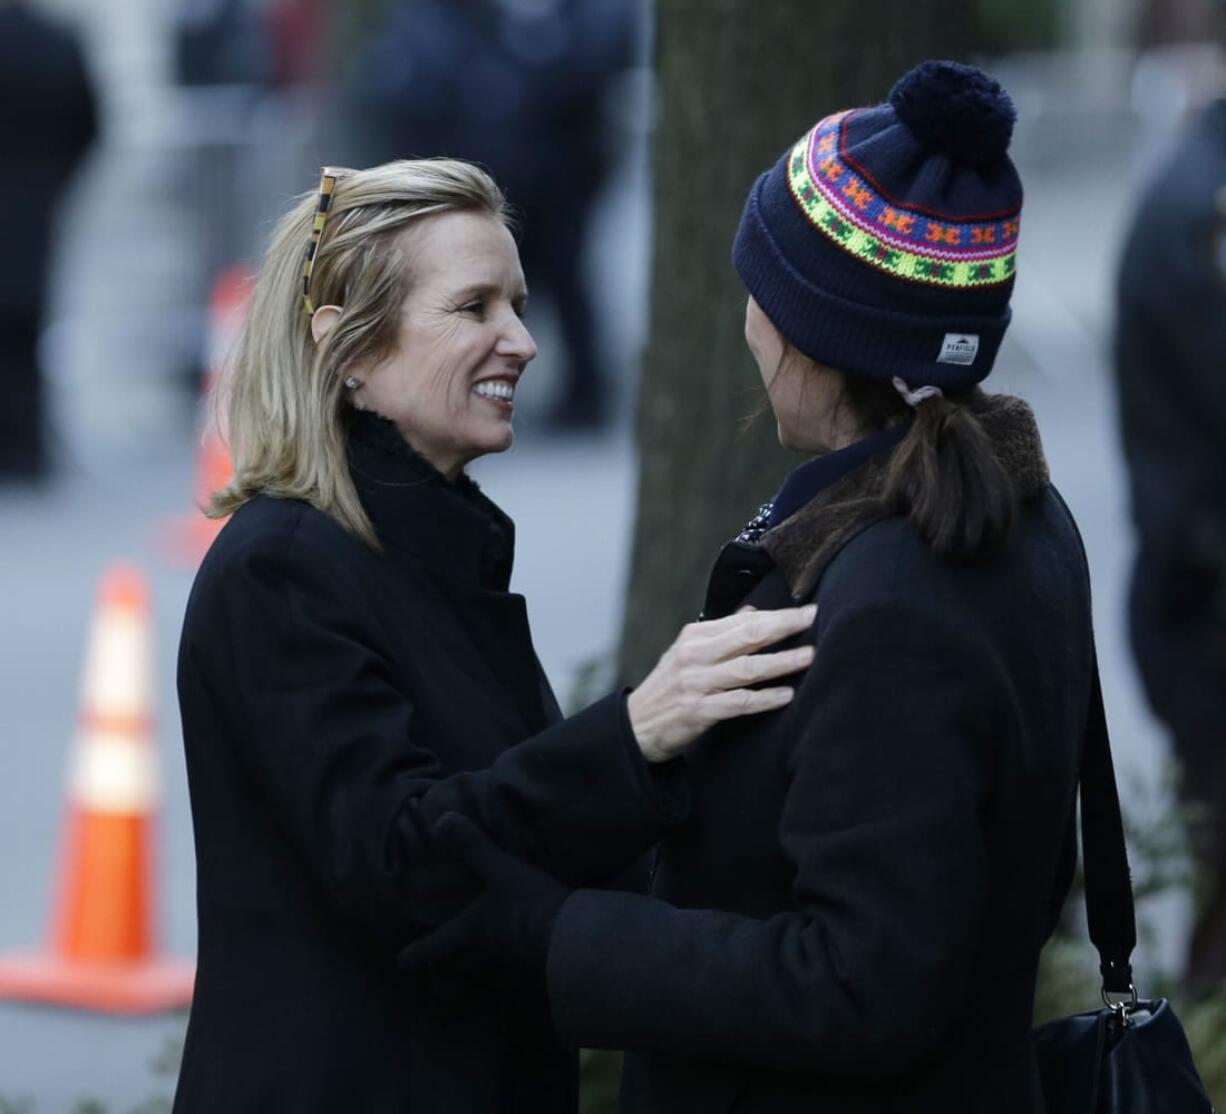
[938,333,979,366]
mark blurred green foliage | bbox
[1183,993,1226,1100]
[580,1049,623,1114]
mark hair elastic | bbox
[892,376,944,408]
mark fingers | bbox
[701,602,807,635]
[702,686,796,722]
[698,603,817,663]
[630,603,818,763]
[705,644,814,691]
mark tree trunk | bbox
[618,0,977,685]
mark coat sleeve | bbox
[181,516,686,939]
[545,595,1000,1075]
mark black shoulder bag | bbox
[1032,651,1214,1113]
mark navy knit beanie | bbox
[733,60,1022,389]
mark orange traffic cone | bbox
[0,564,195,1013]
[160,265,251,565]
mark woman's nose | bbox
[501,314,538,364]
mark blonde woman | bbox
[173,159,814,1113]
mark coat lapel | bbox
[344,409,551,741]
[439,584,552,736]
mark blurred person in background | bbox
[1115,16,1226,993]
[174,0,323,90]
[175,0,269,87]
[173,157,814,1111]
[0,0,97,481]
[345,0,636,430]
[400,62,1098,1113]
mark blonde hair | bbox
[208,158,510,549]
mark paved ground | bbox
[0,68,1197,1111]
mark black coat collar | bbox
[344,409,515,591]
[762,392,1050,599]
[768,421,910,529]
[703,394,1050,616]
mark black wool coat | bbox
[546,396,1091,1113]
[173,412,685,1113]
[1114,98,1226,749]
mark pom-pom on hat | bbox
[733,60,1022,388]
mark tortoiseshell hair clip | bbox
[302,167,340,316]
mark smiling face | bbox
[348,210,536,479]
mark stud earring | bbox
[344,376,362,390]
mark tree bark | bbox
[618,0,978,684]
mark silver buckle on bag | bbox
[1101,983,1139,1025]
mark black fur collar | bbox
[760,393,1050,599]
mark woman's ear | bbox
[310,304,343,345]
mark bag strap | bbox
[1079,642,1137,997]
[1052,486,1138,997]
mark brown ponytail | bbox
[838,377,1017,561]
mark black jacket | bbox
[546,397,1091,1113]
[1115,99,1226,744]
[173,412,684,1113]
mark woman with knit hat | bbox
[404,60,1093,1111]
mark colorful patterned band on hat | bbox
[787,112,1020,288]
